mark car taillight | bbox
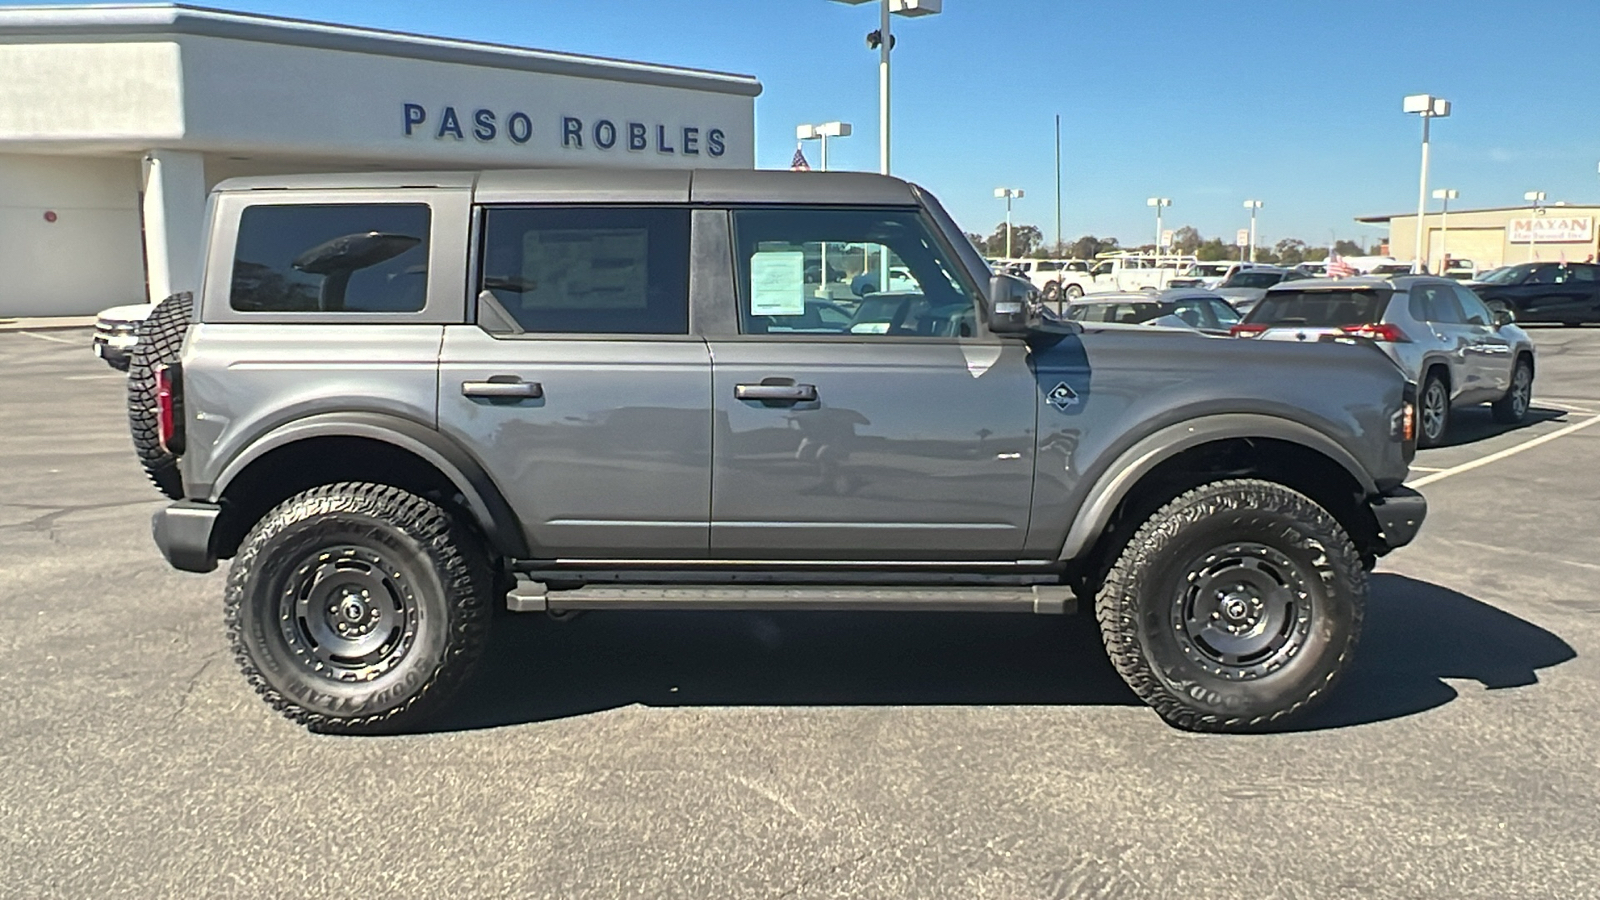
[1230,323,1268,338]
[1341,323,1410,342]
[155,364,182,454]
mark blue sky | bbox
[18,0,1600,248]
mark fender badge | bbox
[1047,382,1080,410]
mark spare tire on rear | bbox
[127,292,193,500]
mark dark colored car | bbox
[1471,261,1600,326]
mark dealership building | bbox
[0,3,759,318]
[1361,204,1600,274]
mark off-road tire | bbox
[1491,357,1534,424]
[224,482,493,734]
[126,292,192,499]
[1418,370,1451,448]
[1094,479,1366,733]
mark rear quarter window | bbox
[230,204,431,313]
[1245,289,1392,327]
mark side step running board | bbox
[506,580,1075,616]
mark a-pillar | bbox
[140,149,207,302]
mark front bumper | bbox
[151,500,221,573]
[1368,486,1427,552]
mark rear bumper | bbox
[1368,486,1427,552]
[151,500,221,573]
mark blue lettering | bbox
[507,112,533,144]
[708,128,726,158]
[593,119,616,150]
[562,116,583,148]
[656,124,675,154]
[472,108,497,142]
[403,103,426,136]
[627,122,647,151]
[437,106,464,140]
[682,127,700,156]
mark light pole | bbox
[1403,93,1452,273]
[1146,197,1171,255]
[1243,200,1263,263]
[1525,191,1546,262]
[995,188,1024,258]
[827,0,942,176]
[1431,188,1457,272]
[798,122,852,289]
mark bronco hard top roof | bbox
[211,168,922,207]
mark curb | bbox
[0,317,98,332]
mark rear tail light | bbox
[155,364,184,454]
[1340,323,1410,342]
[1230,323,1268,338]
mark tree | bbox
[1195,238,1235,262]
[1274,238,1308,267]
[1068,234,1119,261]
[1171,225,1203,255]
[985,222,1044,258]
[1333,239,1365,257]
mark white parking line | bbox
[1533,397,1599,414]
[16,331,77,345]
[1407,465,1446,473]
[1409,414,1600,488]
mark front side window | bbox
[230,203,430,312]
[732,208,977,338]
[477,207,690,335]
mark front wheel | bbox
[1094,479,1366,732]
[1064,284,1084,300]
[225,482,493,734]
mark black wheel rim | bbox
[1422,381,1447,441]
[1511,365,1531,418]
[278,544,420,682]
[1170,542,1314,680]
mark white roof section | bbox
[0,3,762,97]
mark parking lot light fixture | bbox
[796,121,852,172]
[1403,93,1451,273]
[826,0,942,176]
[1525,190,1546,262]
[1243,200,1263,263]
[995,187,1024,258]
[1146,197,1171,256]
[1432,189,1458,271]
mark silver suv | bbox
[1235,275,1536,447]
[132,169,1427,735]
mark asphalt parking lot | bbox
[2,325,1597,899]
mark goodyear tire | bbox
[126,292,192,500]
[1094,479,1365,733]
[225,482,493,734]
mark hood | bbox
[96,303,157,322]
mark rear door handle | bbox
[462,378,543,399]
[735,383,818,403]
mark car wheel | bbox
[1491,357,1534,424]
[1064,284,1084,300]
[1094,479,1365,733]
[126,293,192,500]
[1042,281,1061,302]
[225,482,493,734]
[1418,371,1450,448]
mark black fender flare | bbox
[1056,413,1377,561]
[213,411,531,558]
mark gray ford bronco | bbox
[132,169,1426,734]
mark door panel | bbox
[709,338,1038,560]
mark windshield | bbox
[1477,263,1535,285]
[913,185,992,285]
[1245,289,1392,327]
[1221,271,1284,289]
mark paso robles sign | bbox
[1508,216,1594,243]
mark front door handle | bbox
[735,383,818,403]
[462,378,543,399]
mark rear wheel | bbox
[1418,371,1451,448]
[1492,357,1534,424]
[1042,281,1061,302]
[126,293,192,499]
[1094,479,1365,732]
[225,482,493,734]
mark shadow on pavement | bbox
[1434,404,1566,448]
[433,573,1574,734]
[1292,573,1576,730]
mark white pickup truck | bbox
[1053,254,1198,298]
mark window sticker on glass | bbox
[749,250,806,316]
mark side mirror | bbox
[1493,307,1515,328]
[987,273,1040,334]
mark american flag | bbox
[790,145,811,171]
[1327,253,1356,278]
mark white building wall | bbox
[0,154,145,316]
[0,42,183,147]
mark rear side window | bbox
[1408,283,1465,324]
[231,204,430,313]
[1246,289,1391,327]
[477,207,690,335]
